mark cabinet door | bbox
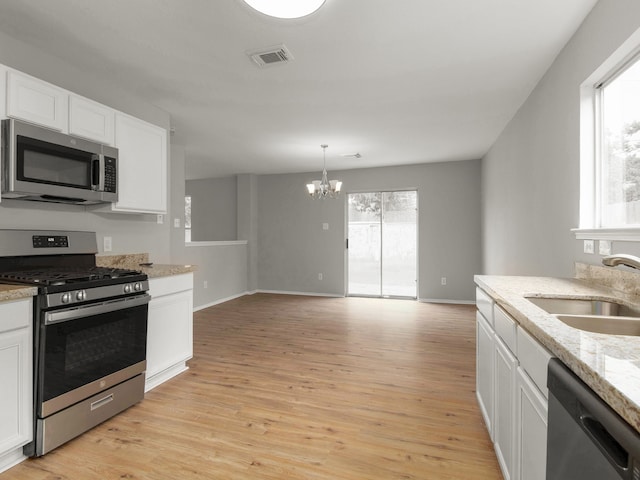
[146,289,193,379]
[0,325,32,453]
[476,311,495,440]
[516,367,548,480]
[112,113,167,213]
[494,337,517,480]
[69,95,115,145]
[6,71,67,131]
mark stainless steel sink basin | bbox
[555,314,640,336]
[526,296,640,318]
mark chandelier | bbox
[306,145,342,199]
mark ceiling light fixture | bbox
[242,0,325,19]
[306,144,342,199]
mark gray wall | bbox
[170,145,248,308]
[185,177,237,241]
[482,0,640,277]
[258,160,482,302]
[0,31,173,262]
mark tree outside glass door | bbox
[347,191,417,298]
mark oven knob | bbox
[134,282,142,291]
[76,290,86,302]
[61,292,71,304]
[124,284,132,294]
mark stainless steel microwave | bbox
[1,118,118,205]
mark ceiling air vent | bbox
[247,44,294,67]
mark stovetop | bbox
[0,266,143,287]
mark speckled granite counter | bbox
[0,284,37,302]
[96,253,196,279]
[475,273,640,432]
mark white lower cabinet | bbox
[515,367,548,480]
[146,273,193,391]
[0,298,32,473]
[476,311,495,439]
[494,337,517,480]
[475,286,552,480]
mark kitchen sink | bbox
[555,314,640,336]
[526,296,640,318]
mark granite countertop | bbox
[0,284,38,302]
[475,274,640,432]
[96,253,196,278]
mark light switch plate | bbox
[174,218,181,228]
[599,240,612,256]
[583,239,595,254]
[322,223,329,230]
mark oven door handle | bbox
[44,293,151,325]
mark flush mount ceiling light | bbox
[242,0,326,19]
[306,144,342,199]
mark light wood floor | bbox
[3,294,501,479]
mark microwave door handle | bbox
[91,154,105,191]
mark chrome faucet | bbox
[602,254,640,270]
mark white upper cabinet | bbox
[69,95,115,145]
[107,113,167,214]
[6,71,67,131]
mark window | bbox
[185,195,192,242]
[598,56,640,227]
[577,28,640,240]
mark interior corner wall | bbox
[257,160,482,302]
[481,0,640,276]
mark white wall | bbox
[258,160,482,302]
[482,0,640,276]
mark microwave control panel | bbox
[104,157,117,193]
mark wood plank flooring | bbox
[2,294,501,479]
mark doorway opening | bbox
[347,190,417,299]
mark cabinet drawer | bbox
[476,287,494,326]
[494,305,517,354]
[0,298,31,332]
[517,327,552,398]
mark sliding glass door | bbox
[347,191,417,298]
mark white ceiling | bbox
[0,0,598,179]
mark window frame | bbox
[575,27,640,241]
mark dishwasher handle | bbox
[580,412,629,472]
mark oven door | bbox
[36,293,150,418]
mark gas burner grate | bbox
[0,267,141,286]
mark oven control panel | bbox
[33,235,69,248]
[47,280,150,308]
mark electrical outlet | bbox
[103,236,112,252]
[599,240,612,256]
[318,273,323,280]
[157,214,164,224]
[203,280,208,289]
[322,223,329,230]
[174,218,181,228]
[584,239,595,254]
[441,277,447,286]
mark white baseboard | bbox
[0,447,27,474]
[419,298,475,305]
[193,291,249,311]
[256,289,344,298]
[145,363,189,392]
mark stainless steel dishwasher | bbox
[546,358,640,479]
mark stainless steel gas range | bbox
[0,230,149,456]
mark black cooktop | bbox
[0,267,147,293]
